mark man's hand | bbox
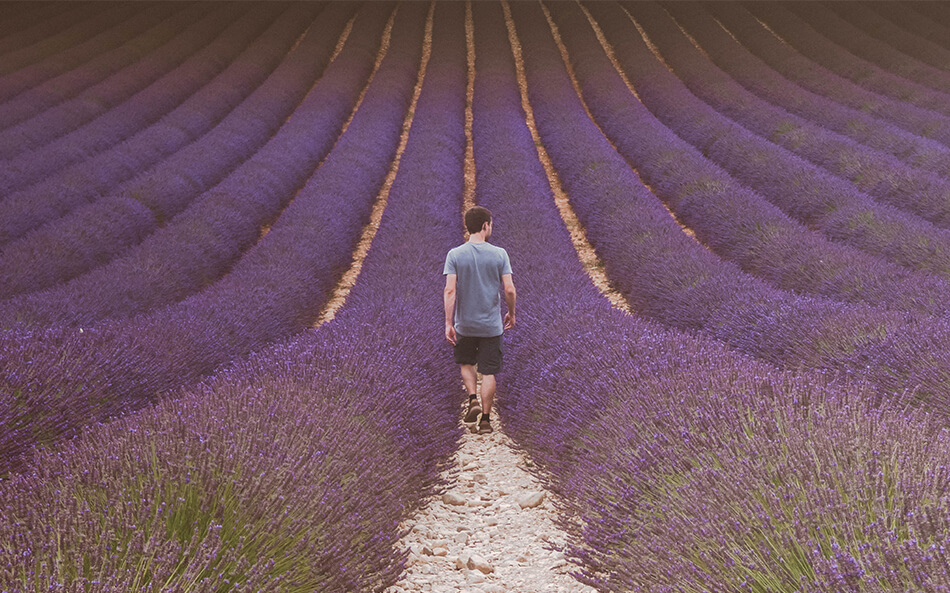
[503,312,516,330]
[446,323,457,345]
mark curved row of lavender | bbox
[649,2,950,226]
[888,2,950,50]
[689,3,950,168]
[0,5,389,326]
[0,5,466,587]
[0,4,284,187]
[745,3,950,119]
[538,2,950,319]
[0,4,356,299]
[472,4,950,590]
[0,1,427,476]
[518,2,950,419]
[851,1,950,65]
[0,3,233,131]
[0,3,325,248]
[588,2,950,284]
[0,2,187,110]
[0,3,120,76]
[0,3,86,55]
[821,4,950,88]
[0,4,243,132]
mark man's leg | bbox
[480,374,496,416]
[460,364,478,396]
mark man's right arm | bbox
[444,273,457,345]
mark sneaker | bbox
[464,399,482,424]
[477,414,493,434]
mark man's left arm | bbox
[502,273,516,330]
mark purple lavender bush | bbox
[0,1,427,475]
[705,2,950,156]
[0,3,356,297]
[584,1,950,282]
[0,3,322,247]
[541,1,950,318]
[0,5,464,588]
[0,3,126,76]
[651,2,950,216]
[0,3,86,57]
[823,2,950,83]
[510,0,950,418]
[0,4,282,179]
[0,5,394,325]
[476,5,950,590]
[0,2,186,117]
[745,3,950,119]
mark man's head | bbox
[465,206,493,236]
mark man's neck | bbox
[467,233,489,244]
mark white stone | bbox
[518,491,546,509]
[467,554,493,574]
[432,547,448,557]
[465,571,486,584]
[456,552,472,570]
[443,492,466,506]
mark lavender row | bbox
[871,3,950,53]
[538,2,950,318]
[0,5,354,299]
[823,2,950,84]
[0,3,72,50]
[0,4,382,325]
[590,2,950,283]
[745,3,950,120]
[0,3,215,124]
[904,2,950,40]
[0,0,425,476]
[0,4,241,132]
[0,4,278,186]
[659,1,950,212]
[481,5,950,590]
[0,3,123,76]
[0,3,313,247]
[519,1,950,419]
[0,3,259,158]
[0,3,184,109]
[783,1,950,98]
[0,5,462,588]
[704,3,950,161]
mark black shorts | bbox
[454,334,503,375]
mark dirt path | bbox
[385,409,595,593]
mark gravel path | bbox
[386,405,595,593]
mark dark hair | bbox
[464,206,492,234]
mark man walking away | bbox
[443,206,516,434]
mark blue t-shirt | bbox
[443,242,512,337]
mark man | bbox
[443,206,516,435]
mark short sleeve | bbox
[500,249,512,275]
[443,249,456,275]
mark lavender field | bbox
[2,1,950,590]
